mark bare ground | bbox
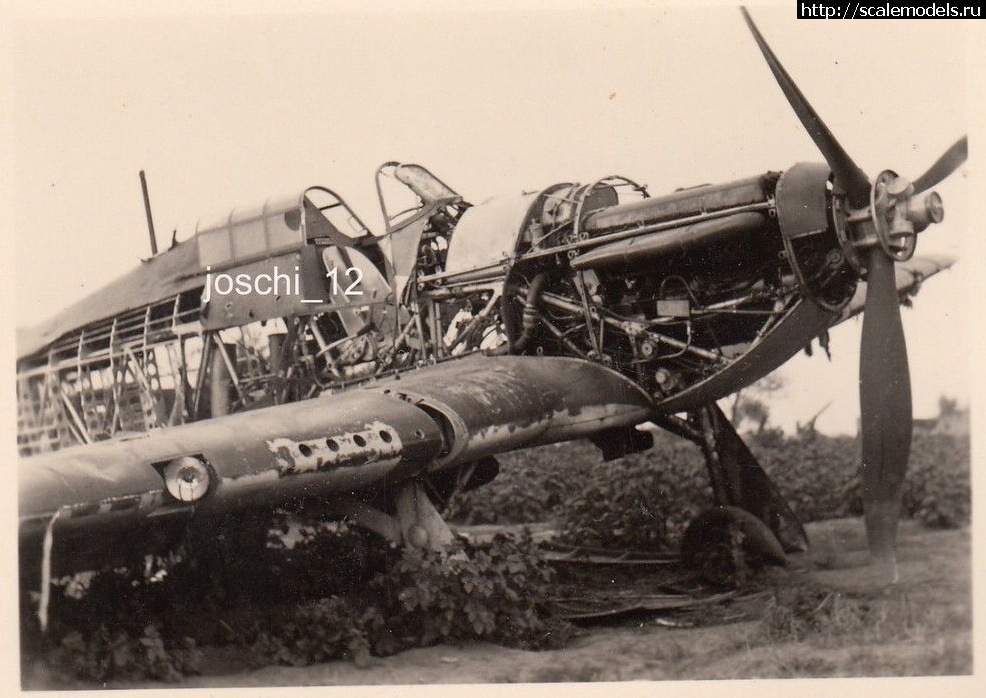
[78,516,971,688]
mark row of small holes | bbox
[297,430,396,456]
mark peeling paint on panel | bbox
[219,469,281,489]
[266,420,404,475]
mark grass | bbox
[517,518,973,682]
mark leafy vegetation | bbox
[43,624,201,684]
[251,530,570,667]
[448,431,970,550]
[555,439,710,551]
[840,434,972,528]
[28,526,569,683]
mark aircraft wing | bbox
[19,355,653,578]
[832,254,956,325]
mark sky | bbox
[3,0,977,436]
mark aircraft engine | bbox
[572,168,862,312]
[430,153,948,418]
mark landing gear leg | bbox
[653,404,808,581]
[395,481,455,551]
[690,403,808,552]
[324,480,456,552]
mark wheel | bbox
[680,505,786,586]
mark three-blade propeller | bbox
[740,8,966,579]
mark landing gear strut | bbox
[653,403,808,582]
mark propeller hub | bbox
[885,175,913,198]
[908,190,944,229]
[871,170,917,262]
[844,170,944,269]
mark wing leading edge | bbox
[833,254,956,325]
[19,355,653,578]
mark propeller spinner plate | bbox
[869,170,918,263]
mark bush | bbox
[750,433,859,523]
[447,431,970,552]
[33,555,203,683]
[839,434,971,528]
[559,437,710,551]
[246,532,569,667]
[251,597,372,667]
[446,441,602,524]
[43,623,201,683]
[264,517,383,602]
[365,533,568,653]
[900,434,971,528]
[30,527,569,681]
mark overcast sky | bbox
[4,0,976,435]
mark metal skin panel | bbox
[571,212,769,270]
[17,186,385,361]
[775,162,856,311]
[385,215,431,300]
[19,354,653,578]
[699,404,809,553]
[199,249,304,329]
[370,355,655,466]
[196,193,306,272]
[443,192,540,276]
[775,163,831,240]
[19,390,445,536]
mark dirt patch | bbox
[47,516,967,688]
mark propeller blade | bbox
[859,247,913,577]
[740,7,872,206]
[912,135,967,194]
